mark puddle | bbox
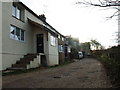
[53,76,62,78]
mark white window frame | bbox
[62,37,64,41]
[12,5,16,17]
[50,35,56,46]
[58,45,63,52]
[16,8,21,19]
[12,4,21,20]
[10,25,25,42]
[58,34,60,39]
[68,46,71,53]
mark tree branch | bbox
[76,0,120,7]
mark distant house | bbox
[64,41,71,59]
[0,1,62,70]
[57,34,66,64]
[65,35,79,49]
[65,35,80,59]
[79,42,91,56]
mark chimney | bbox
[39,14,46,22]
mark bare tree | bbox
[76,0,120,45]
[76,0,120,19]
[76,0,120,7]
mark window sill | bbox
[59,51,63,53]
[10,37,25,43]
[50,44,56,47]
[12,16,25,23]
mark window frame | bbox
[58,34,60,39]
[16,7,21,19]
[58,45,63,52]
[12,5,16,17]
[62,37,65,41]
[67,46,71,53]
[50,35,56,46]
[10,25,25,42]
[12,3,24,22]
[10,25,16,39]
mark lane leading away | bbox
[3,58,112,88]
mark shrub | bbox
[100,53,120,87]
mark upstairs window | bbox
[16,8,21,19]
[12,5,16,17]
[12,4,24,21]
[10,25,25,41]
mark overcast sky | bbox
[20,0,118,48]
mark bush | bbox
[100,53,120,88]
[69,48,79,59]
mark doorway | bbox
[36,34,44,53]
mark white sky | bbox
[20,0,118,48]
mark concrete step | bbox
[16,58,33,64]
[9,53,38,70]
[12,64,27,68]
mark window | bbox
[62,37,64,41]
[10,26,15,39]
[16,8,21,19]
[10,25,25,41]
[73,42,77,47]
[12,4,22,20]
[58,45,63,52]
[50,35,56,46]
[58,35,60,39]
[67,46,71,53]
[16,27,20,40]
[12,5,16,17]
[21,30,25,41]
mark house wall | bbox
[0,2,2,70]
[59,53,64,64]
[48,33,59,66]
[33,27,49,65]
[2,2,33,70]
[58,38,65,64]
[33,27,48,54]
[2,2,59,70]
[1,2,45,70]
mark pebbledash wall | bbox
[1,2,59,70]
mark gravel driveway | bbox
[2,58,112,88]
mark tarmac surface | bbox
[2,58,112,88]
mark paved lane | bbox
[3,58,112,88]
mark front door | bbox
[36,34,44,53]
